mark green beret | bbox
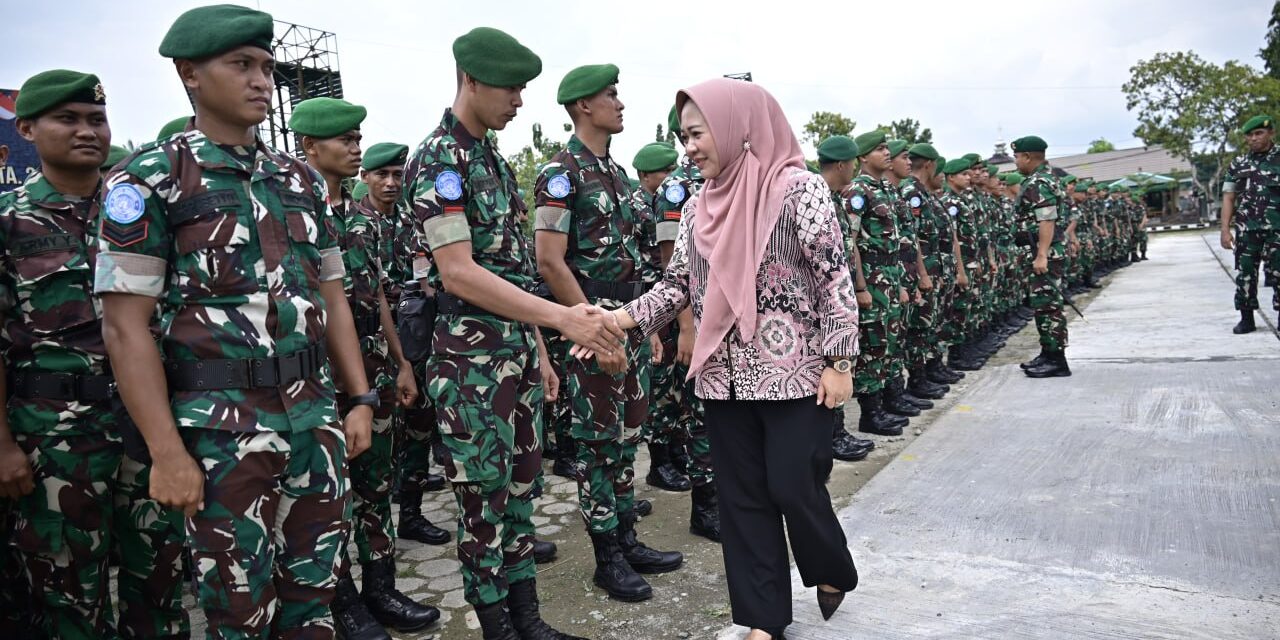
[453,27,542,88]
[907,143,940,161]
[817,135,859,163]
[1003,173,1025,186]
[159,4,274,60]
[853,131,886,157]
[361,142,409,171]
[1011,136,1048,153]
[1113,185,1130,193]
[15,69,105,119]
[156,116,189,141]
[351,181,369,201]
[101,145,129,170]
[1097,184,1111,193]
[557,64,619,105]
[886,139,909,158]
[633,142,679,172]
[943,157,973,175]
[986,165,998,176]
[1240,114,1274,134]
[668,105,680,135]
[1077,178,1094,189]
[962,153,981,164]
[289,97,367,139]
[1063,174,1078,184]
[934,156,946,176]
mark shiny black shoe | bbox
[551,454,576,479]
[856,394,903,436]
[473,601,520,640]
[589,530,652,602]
[617,510,683,574]
[634,499,653,517]
[421,472,446,492]
[832,431,870,462]
[689,483,722,542]
[908,371,947,400]
[1025,350,1072,378]
[1233,310,1257,334]
[362,557,440,632]
[882,386,921,417]
[333,573,391,640]
[508,578,588,640]
[532,538,557,564]
[645,442,691,492]
[397,487,451,546]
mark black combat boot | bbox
[856,394,904,436]
[552,435,576,479]
[617,510,683,574]
[689,483,722,542]
[1020,347,1049,370]
[926,357,962,384]
[1233,310,1257,334]
[507,578,588,640]
[645,441,691,492]
[1085,270,1101,289]
[532,538,558,564]
[634,499,653,517]
[882,380,922,416]
[832,414,871,462]
[473,601,521,640]
[907,367,947,399]
[1025,350,1072,378]
[332,572,390,640]
[588,529,652,602]
[949,344,981,371]
[669,440,693,477]
[397,485,451,546]
[361,557,440,632]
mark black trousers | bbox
[706,396,858,630]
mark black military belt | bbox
[1015,231,1036,247]
[578,278,645,303]
[166,343,328,391]
[353,310,381,338]
[9,369,115,402]
[436,291,498,317]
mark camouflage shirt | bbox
[1015,163,1068,245]
[403,109,536,357]
[831,186,860,272]
[359,194,424,306]
[94,130,345,433]
[629,187,663,288]
[330,186,393,393]
[653,156,703,244]
[843,174,903,288]
[940,187,979,266]
[1223,145,1280,230]
[900,177,946,276]
[886,179,918,288]
[0,173,109,435]
[533,135,643,300]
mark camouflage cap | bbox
[361,142,409,171]
[1240,114,1274,134]
[156,116,189,141]
[159,4,274,60]
[101,145,129,170]
[633,142,679,172]
[452,27,542,88]
[1011,136,1048,153]
[853,131,886,157]
[557,64,620,105]
[907,143,940,161]
[943,157,974,175]
[886,139,909,158]
[289,97,367,139]
[816,135,859,163]
[15,69,105,119]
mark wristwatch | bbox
[350,390,381,410]
[825,356,853,374]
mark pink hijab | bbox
[678,78,805,376]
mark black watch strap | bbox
[350,390,381,409]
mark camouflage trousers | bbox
[0,499,33,639]
[568,349,647,533]
[546,337,574,452]
[678,376,714,488]
[1028,246,1069,351]
[340,393,398,567]
[428,352,541,607]
[1233,228,1280,311]
[11,431,188,640]
[854,282,904,395]
[182,424,350,640]
[644,328,684,447]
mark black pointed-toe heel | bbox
[817,588,846,621]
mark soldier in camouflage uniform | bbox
[0,69,188,640]
[292,101,440,636]
[922,153,966,384]
[534,65,683,603]
[940,158,982,371]
[1012,136,1071,378]
[94,7,379,637]
[846,131,912,434]
[404,27,619,639]
[902,144,963,391]
[1221,114,1280,333]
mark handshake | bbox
[560,303,631,374]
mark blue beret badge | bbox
[910,196,922,208]
[547,174,572,199]
[435,170,464,200]
[850,195,865,211]
[664,182,687,204]
[105,184,146,224]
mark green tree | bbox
[1087,138,1116,154]
[1123,51,1280,196]
[801,111,856,147]
[876,118,934,145]
[1262,1,1280,79]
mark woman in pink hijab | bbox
[586,78,861,639]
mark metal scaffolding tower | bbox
[262,21,343,156]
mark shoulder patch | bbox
[105,184,146,224]
[547,174,572,199]
[435,170,463,200]
[664,182,687,204]
[850,195,866,211]
[948,205,958,216]
[909,196,922,209]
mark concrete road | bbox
[735,231,1280,639]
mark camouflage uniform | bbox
[534,136,646,533]
[404,109,542,606]
[844,175,904,395]
[941,187,980,345]
[901,177,946,364]
[1,172,188,640]
[1223,146,1280,312]
[630,185,661,422]
[1016,163,1069,350]
[95,130,351,638]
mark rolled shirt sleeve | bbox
[94,166,173,298]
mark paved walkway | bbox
[731,231,1280,639]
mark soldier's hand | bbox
[540,356,560,403]
[395,364,418,408]
[597,348,629,375]
[856,290,873,309]
[1033,255,1049,275]
[898,288,910,304]
[1220,228,1235,251]
[649,334,663,364]
[676,325,695,367]
[919,273,934,292]
[559,304,626,358]
[344,405,374,459]
[957,272,970,289]
[150,452,205,517]
[0,438,35,499]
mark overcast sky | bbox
[2,0,1271,167]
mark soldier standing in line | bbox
[1012,136,1071,378]
[901,144,960,393]
[940,157,981,371]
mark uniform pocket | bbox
[439,405,504,485]
[174,212,256,298]
[12,248,97,335]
